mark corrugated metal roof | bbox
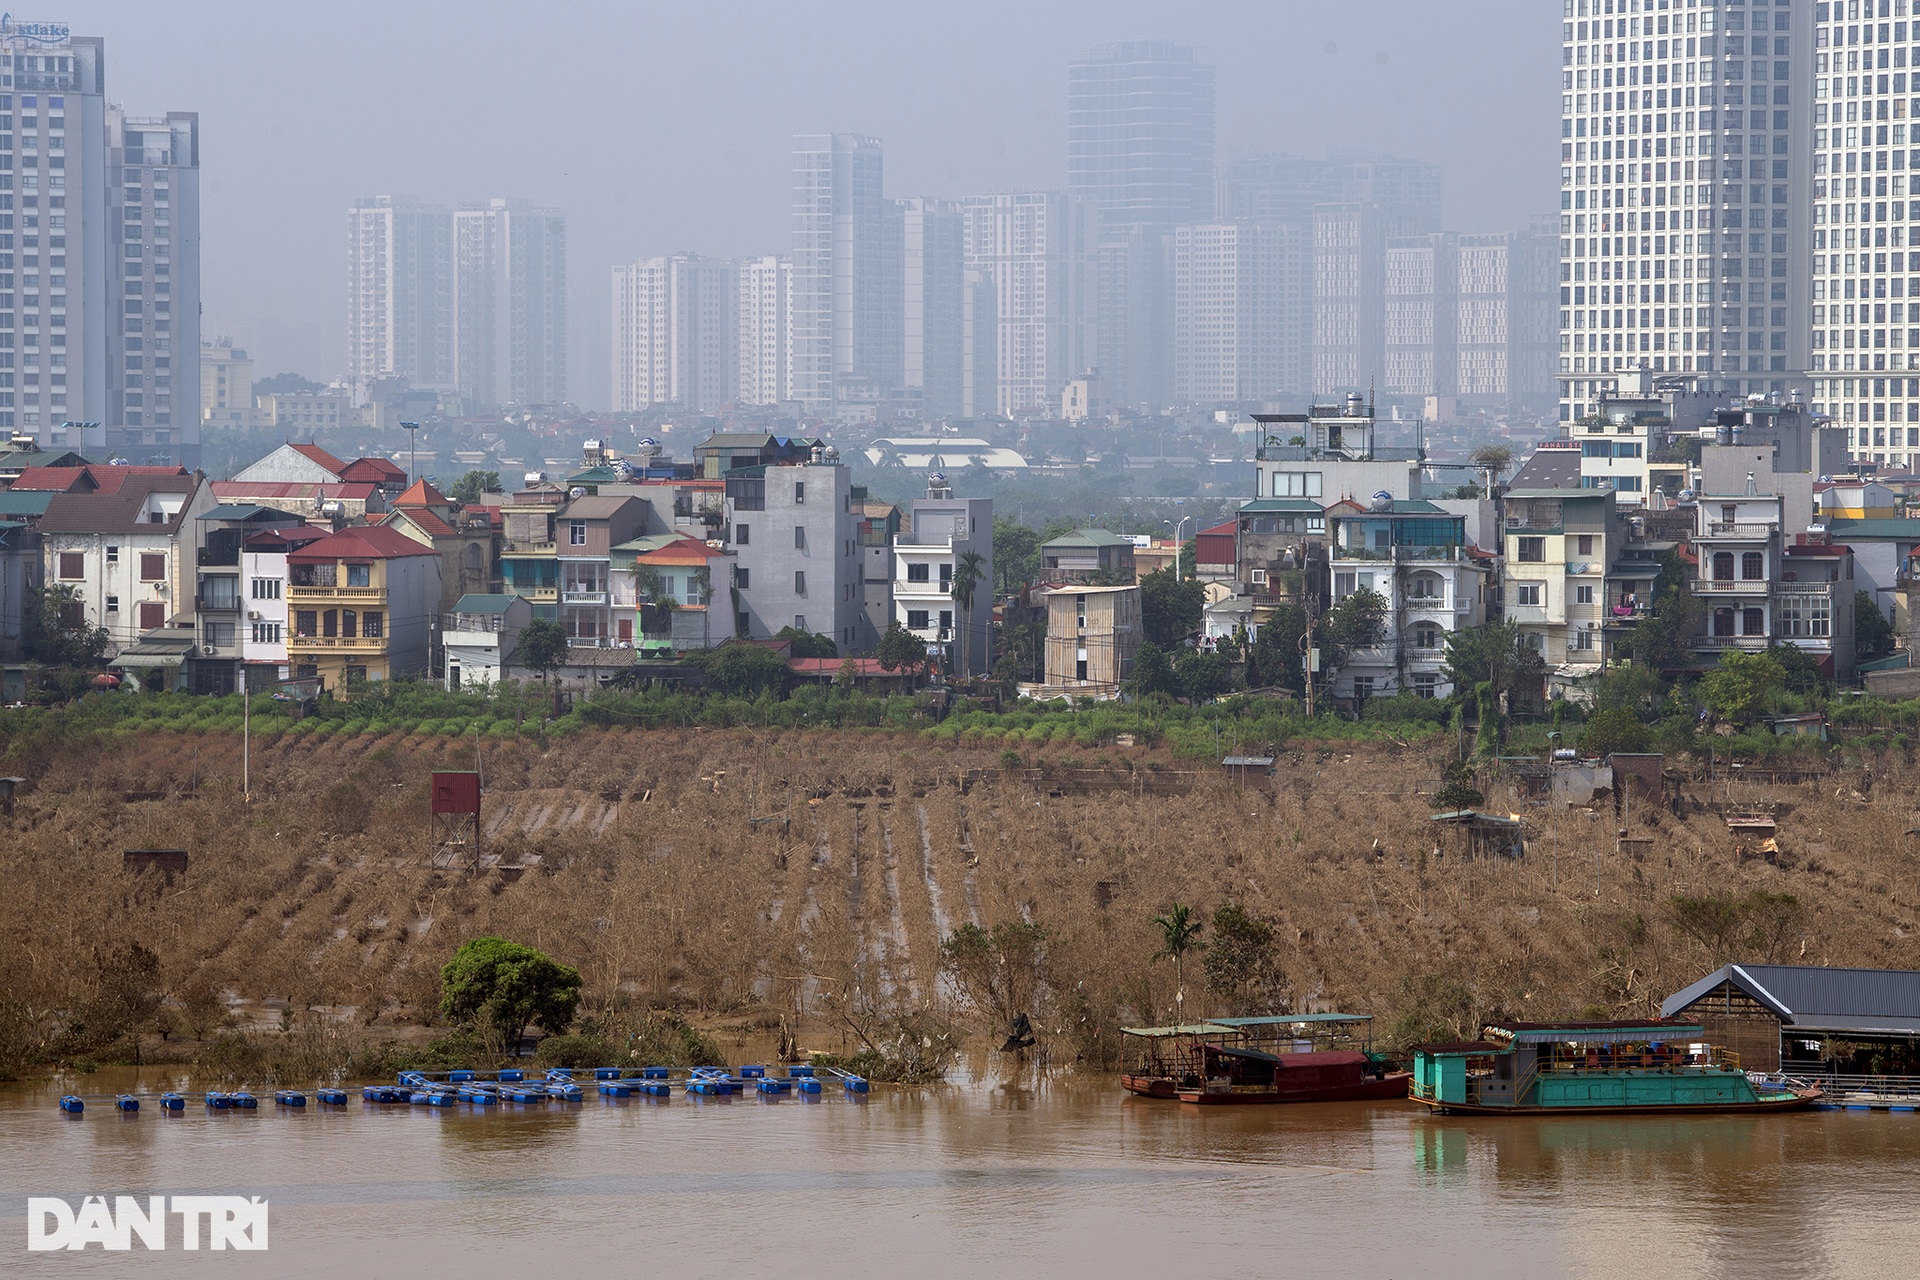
[1206,1013,1370,1026]
[1042,527,1133,548]
[1663,963,1920,1034]
[453,594,516,614]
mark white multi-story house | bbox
[1498,486,1679,701]
[891,475,993,676]
[1324,498,1490,703]
[37,472,210,651]
[239,523,325,688]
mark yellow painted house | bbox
[286,525,441,691]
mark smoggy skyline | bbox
[65,0,1559,408]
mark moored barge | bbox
[1122,1013,1411,1105]
[1409,1019,1822,1116]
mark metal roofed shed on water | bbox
[1662,963,1920,1074]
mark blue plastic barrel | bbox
[115,1094,139,1112]
[844,1076,869,1093]
[498,1070,524,1082]
[544,1069,573,1081]
[548,1083,583,1102]
[643,1082,672,1097]
[787,1064,815,1077]
[464,1089,498,1105]
[159,1092,185,1111]
[274,1090,306,1107]
[58,1095,84,1113]
[593,1067,619,1081]
[798,1077,822,1094]
[597,1081,631,1097]
[740,1065,766,1079]
[316,1088,347,1105]
[757,1077,790,1094]
[204,1091,230,1109]
[230,1091,258,1109]
[642,1066,670,1079]
[449,1070,474,1083]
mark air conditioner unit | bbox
[1250,568,1269,584]
[202,645,217,655]
[247,610,262,620]
[153,583,168,594]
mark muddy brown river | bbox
[4,1067,1917,1276]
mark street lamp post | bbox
[1170,515,1193,582]
[401,421,421,485]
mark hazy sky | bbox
[67,0,1559,410]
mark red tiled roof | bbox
[290,442,349,475]
[632,537,728,565]
[36,475,200,534]
[10,465,93,492]
[394,478,450,507]
[12,464,187,494]
[243,525,328,550]
[341,456,407,483]
[287,525,439,562]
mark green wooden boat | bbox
[1410,1019,1821,1116]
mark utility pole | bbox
[242,683,250,803]
[401,420,421,485]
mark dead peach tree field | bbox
[3,726,1917,1072]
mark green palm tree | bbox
[1151,903,1204,1021]
[951,549,986,678]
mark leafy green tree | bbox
[1468,444,1514,477]
[1151,904,1204,1019]
[1139,568,1206,648]
[1857,589,1898,661]
[1202,903,1286,1017]
[1767,643,1829,698]
[1443,618,1546,710]
[23,584,112,667]
[876,621,929,673]
[1579,707,1652,757]
[993,517,1043,591]
[1175,650,1237,703]
[689,640,796,695]
[1126,640,1181,698]
[1325,586,1388,654]
[515,617,569,683]
[951,549,986,675]
[775,626,839,659]
[1432,777,1486,811]
[449,470,501,505]
[439,937,582,1052]
[1698,648,1785,726]
[1626,551,1702,672]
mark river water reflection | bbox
[4,1067,1918,1277]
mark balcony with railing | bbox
[289,633,388,651]
[1695,576,1771,594]
[1332,544,1470,563]
[1702,521,1775,540]
[288,585,387,603]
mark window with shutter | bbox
[58,552,83,579]
[139,553,165,581]
[138,602,164,629]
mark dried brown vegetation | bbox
[3,726,1918,1076]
